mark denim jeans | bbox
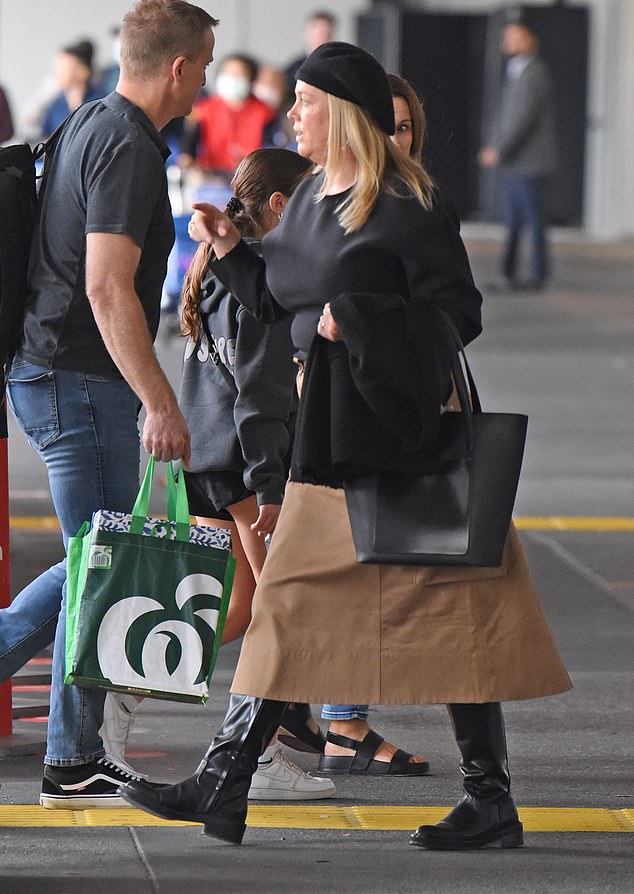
[0,562,64,680]
[501,173,548,284]
[6,358,140,765]
[321,704,369,721]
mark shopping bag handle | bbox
[130,456,190,542]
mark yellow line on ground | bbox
[9,516,634,533]
[0,805,631,832]
[515,517,634,531]
[10,516,60,530]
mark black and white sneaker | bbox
[40,757,155,809]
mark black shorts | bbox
[182,469,251,522]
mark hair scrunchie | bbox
[226,196,245,219]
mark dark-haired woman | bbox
[122,42,571,850]
[178,147,334,801]
[387,72,427,160]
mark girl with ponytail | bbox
[179,148,310,640]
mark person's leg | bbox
[225,495,268,583]
[121,694,289,844]
[1,360,73,679]
[524,175,548,285]
[320,704,428,771]
[8,366,142,767]
[206,500,333,799]
[196,515,255,644]
[410,703,523,850]
[321,704,369,723]
[100,691,146,777]
[501,174,522,283]
[0,563,63,681]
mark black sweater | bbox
[212,173,483,483]
[178,240,296,505]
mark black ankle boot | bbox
[410,703,524,850]
[120,695,287,844]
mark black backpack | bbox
[0,120,72,368]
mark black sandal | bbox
[317,729,430,776]
[277,703,327,754]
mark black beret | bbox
[296,41,395,135]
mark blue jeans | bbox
[321,704,369,721]
[5,358,140,765]
[0,563,64,679]
[501,173,548,284]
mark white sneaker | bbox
[99,692,147,778]
[248,745,336,801]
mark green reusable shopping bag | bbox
[65,457,235,704]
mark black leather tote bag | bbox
[343,313,528,566]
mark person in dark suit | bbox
[479,21,557,291]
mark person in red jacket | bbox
[193,54,275,174]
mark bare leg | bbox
[195,514,255,644]
[225,495,268,583]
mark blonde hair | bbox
[317,94,435,234]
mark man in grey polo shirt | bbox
[4,0,217,807]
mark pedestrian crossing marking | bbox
[0,805,632,832]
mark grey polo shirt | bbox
[20,92,174,377]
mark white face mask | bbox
[252,83,283,108]
[215,73,251,103]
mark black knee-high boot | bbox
[410,703,524,850]
[120,694,287,844]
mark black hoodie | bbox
[178,240,295,507]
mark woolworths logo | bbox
[96,573,223,693]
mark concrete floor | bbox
[1,227,633,893]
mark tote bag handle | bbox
[435,308,484,458]
[130,456,190,542]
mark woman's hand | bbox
[317,302,342,342]
[188,202,241,258]
[250,503,282,536]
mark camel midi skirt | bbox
[231,481,572,705]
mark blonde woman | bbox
[122,42,571,851]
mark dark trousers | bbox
[501,173,548,284]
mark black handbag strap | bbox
[434,308,483,456]
[436,309,482,413]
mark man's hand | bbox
[142,403,191,466]
[250,503,281,536]
[189,202,241,258]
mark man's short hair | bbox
[120,0,218,78]
[307,10,337,28]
